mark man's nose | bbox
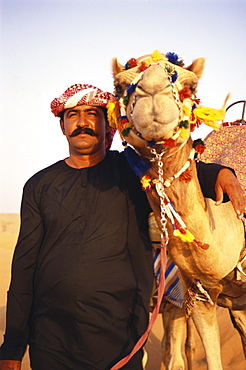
[76,113,87,127]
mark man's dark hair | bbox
[59,111,65,121]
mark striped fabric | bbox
[149,213,184,308]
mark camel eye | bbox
[188,84,197,93]
[115,85,123,96]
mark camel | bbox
[150,212,246,369]
[149,209,246,369]
[107,50,245,369]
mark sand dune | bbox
[0,214,245,369]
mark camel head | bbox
[109,50,206,152]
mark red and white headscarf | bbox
[51,84,116,150]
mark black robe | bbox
[0,151,229,369]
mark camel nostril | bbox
[135,85,148,96]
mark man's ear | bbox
[60,119,65,135]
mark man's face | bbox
[60,105,106,156]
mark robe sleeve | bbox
[196,161,235,202]
[0,179,44,360]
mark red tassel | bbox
[194,240,209,250]
[138,62,148,71]
[179,168,192,182]
[164,138,176,148]
[179,86,192,101]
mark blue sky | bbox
[0,0,245,212]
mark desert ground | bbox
[0,213,245,369]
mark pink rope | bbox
[110,246,167,370]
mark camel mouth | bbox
[130,96,180,133]
[133,119,179,142]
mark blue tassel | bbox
[166,52,179,64]
[171,71,178,83]
[147,140,156,147]
[124,146,150,177]
[127,83,137,95]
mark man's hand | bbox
[0,360,21,370]
[215,168,246,219]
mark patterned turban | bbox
[51,84,116,150]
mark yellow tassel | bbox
[183,106,191,117]
[123,122,132,129]
[144,57,154,66]
[179,127,190,138]
[174,228,195,242]
[193,106,225,130]
[140,175,152,190]
[106,102,120,128]
[151,50,163,61]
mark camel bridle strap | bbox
[142,147,205,246]
[150,148,169,241]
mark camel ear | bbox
[186,57,206,80]
[112,57,124,78]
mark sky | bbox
[0,0,245,213]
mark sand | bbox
[0,213,245,369]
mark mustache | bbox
[69,127,99,138]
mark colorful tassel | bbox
[124,146,150,177]
[166,52,184,67]
[163,138,176,148]
[124,58,138,70]
[179,168,192,182]
[194,240,209,250]
[179,86,192,101]
[193,106,225,130]
[127,84,137,95]
[193,139,206,155]
[179,127,190,138]
[106,102,119,128]
[171,71,178,83]
[174,228,195,242]
[140,175,154,193]
[151,50,164,61]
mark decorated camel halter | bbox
[116,65,182,143]
[107,50,228,246]
[107,50,227,145]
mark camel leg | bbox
[191,300,222,370]
[142,347,148,369]
[160,302,188,370]
[228,308,246,358]
[185,316,196,369]
[217,255,246,358]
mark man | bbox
[0,84,245,370]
